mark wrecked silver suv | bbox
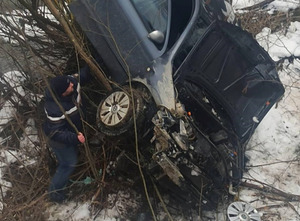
[70,0,285,207]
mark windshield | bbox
[131,0,168,47]
[173,15,208,72]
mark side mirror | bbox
[148,30,164,44]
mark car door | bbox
[70,0,170,81]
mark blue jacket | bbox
[43,66,90,145]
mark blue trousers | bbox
[48,139,78,202]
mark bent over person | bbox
[43,65,90,203]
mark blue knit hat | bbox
[50,76,70,96]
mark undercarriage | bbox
[97,84,245,208]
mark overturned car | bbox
[70,0,284,207]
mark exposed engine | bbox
[148,103,240,206]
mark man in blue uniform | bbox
[43,66,90,203]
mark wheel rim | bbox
[227,201,261,221]
[100,91,130,126]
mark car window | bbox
[131,0,168,48]
[173,16,208,71]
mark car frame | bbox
[70,0,284,207]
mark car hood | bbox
[175,21,285,141]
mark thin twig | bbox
[241,180,300,201]
[247,159,299,168]
[42,0,112,91]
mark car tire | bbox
[96,86,145,137]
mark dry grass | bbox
[0,0,298,220]
[236,10,292,36]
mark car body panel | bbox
[69,0,285,205]
[70,0,284,141]
[70,0,177,111]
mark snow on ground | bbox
[0,7,57,44]
[256,22,300,61]
[0,100,15,130]
[0,0,299,220]
[232,0,299,11]
[0,70,39,141]
[47,190,142,221]
[267,0,300,13]
[0,71,26,100]
[0,150,14,211]
[0,70,38,211]
[231,1,300,220]
[241,59,300,220]
[0,71,26,144]
[232,0,261,9]
[44,17,300,221]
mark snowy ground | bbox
[1,0,300,220]
[240,60,300,220]
[239,25,300,220]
